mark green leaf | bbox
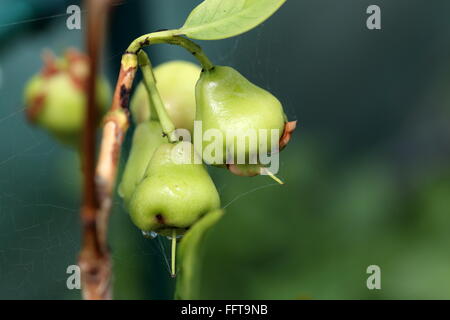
[178,0,286,40]
[175,209,224,300]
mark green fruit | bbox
[129,81,151,125]
[23,50,111,147]
[128,142,220,236]
[130,60,201,131]
[195,66,287,169]
[118,121,166,205]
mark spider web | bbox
[0,0,294,299]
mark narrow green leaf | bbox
[178,0,286,40]
[175,209,224,300]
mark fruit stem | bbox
[137,50,178,143]
[261,167,284,185]
[171,229,177,278]
[127,30,214,71]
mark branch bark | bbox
[95,53,137,245]
[78,0,114,300]
[78,52,137,300]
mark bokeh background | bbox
[1,0,450,299]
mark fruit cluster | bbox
[23,53,295,252]
[121,60,296,236]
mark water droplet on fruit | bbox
[141,230,158,239]
[166,234,183,240]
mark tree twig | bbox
[78,0,113,300]
[95,52,137,248]
[78,39,138,300]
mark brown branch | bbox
[96,54,137,245]
[78,0,113,300]
[78,52,137,300]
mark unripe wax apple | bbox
[118,120,166,205]
[195,66,292,175]
[128,142,221,236]
[23,49,111,147]
[130,60,201,131]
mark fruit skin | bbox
[128,142,221,236]
[195,66,287,167]
[118,121,166,205]
[130,60,201,130]
[129,81,151,124]
[23,49,111,147]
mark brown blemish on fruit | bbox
[227,164,259,177]
[65,48,88,64]
[66,49,90,91]
[41,51,59,78]
[279,120,297,150]
[41,48,89,91]
[226,120,297,177]
[155,214,165,225]
[69,74,88,91]
[26,94,46,123]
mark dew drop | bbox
[166,234,183,240]
[141,230,158,239]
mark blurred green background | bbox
[1,0,450,299]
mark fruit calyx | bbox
[279,120,297,150]
[226,121,297,178]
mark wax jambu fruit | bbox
[130,60,201,130]
[195,66,296,176]
[128,142,220,236]
[23,49,111,147]
[118,121,166,205]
